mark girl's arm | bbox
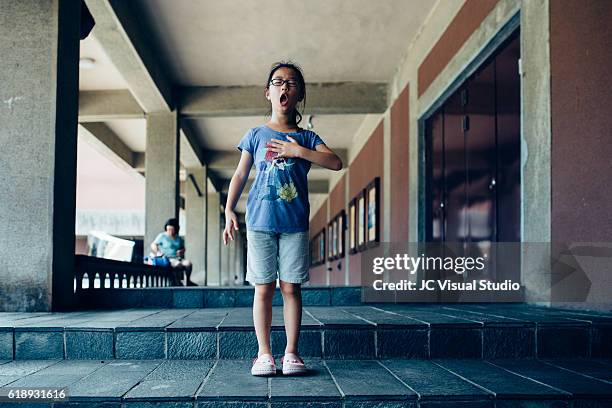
[223,150,253,245]
[268,137,343,170]
[299,143,343,171]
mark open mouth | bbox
[280,93,289,106]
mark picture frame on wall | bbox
[366,177,380,248]
[349,199,356,254]
[337,209,345,258]
[332,218,338,258]
[357,189,366,251]
[327,223,333,260]
[310,229,326,266]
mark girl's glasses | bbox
[269,78,299,88]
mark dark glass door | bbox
[425,31,521,283]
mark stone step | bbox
[1,358,612,406]
[1,304,610,361]
[74,286,362,309]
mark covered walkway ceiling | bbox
[78,0,438,213]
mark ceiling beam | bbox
[79,90,144,122]
[179,83,388,117]
[78,122,142,178]
[84,0,173,112]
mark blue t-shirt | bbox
[237,125,325,232]
[154,233,184,258]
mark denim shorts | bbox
[246,229,310,285]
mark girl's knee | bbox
[280,281,301,297]
[254,282,276,300]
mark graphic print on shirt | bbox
[256,141,298,203]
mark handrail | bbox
[74,255,177,291]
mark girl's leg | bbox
[279,280,302,354]
[253,281,276,356]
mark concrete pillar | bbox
[185,166,207,285]
[206,183,221,285]
[144,112,179,248]
[0,0,81,311]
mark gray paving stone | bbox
[198,403,266,408]
[483,327,535,358]
[325,360,415,400]
[323,329,375,359]
[234,289,255,307]
[302,289,331,306]
[115,331,166,359]
[117,310,196,330]
[381,359,491,401]
[0,376,21,386]
[54,403,121,408]
[197,360,268,401]
[217,308,254,330]
[203,289,236,308]
[418,402,491,408]
[65,330,114,359]
[0,330,12,359]
[166,310,229,331]
[537,327,590,358]
[591,325,612,358]
[305,307,374,328]
[543,359,612,382]
[430,328,482,358]
[0,360,60,376]
[271,330,322,357]
[142,289,173,308]
[270,307,321,329]
[377,329,429,358]
[14,330,64,359]
[124,379,203,401]
[173,289,204,308]
[167,332,217,359]
[9,373,89,387]
[145,360,214,381]
[490,359,612,397]
[271,403,342,408]
[270,359,341,401]
[331,287,361,306]
[68,360,161,401]
[122,402,193,408]
[196,400,269,408]
[343,307,428,328]
[434,360,570,399]
[218,331,258,359]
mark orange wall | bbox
[347,122,384,285]
[550,0,612,242]
[418,0,499,96]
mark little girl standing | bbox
[223,61,342,376]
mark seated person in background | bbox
[151,218,197,286]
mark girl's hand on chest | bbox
[266,136,304,159]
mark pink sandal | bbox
[282,353,307,375]
[251,354,276,376]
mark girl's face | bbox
[265,67,303,117]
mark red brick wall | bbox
[418,0,499,96]
[348,122,384,285]
[550,0,612,243]
[390,84,410,244]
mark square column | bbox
[144,111,179,248]
[185,166,207,285]
[0,0,81,311]
[206,183,221,286]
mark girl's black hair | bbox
[265,61,306,126]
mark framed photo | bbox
[357,189,366,251]
[366,177,380,248]
[327,223,333,260]
[349,199,356,254]
[332,219,338,257]
[337,209,345,258]
[310,228,326,266]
